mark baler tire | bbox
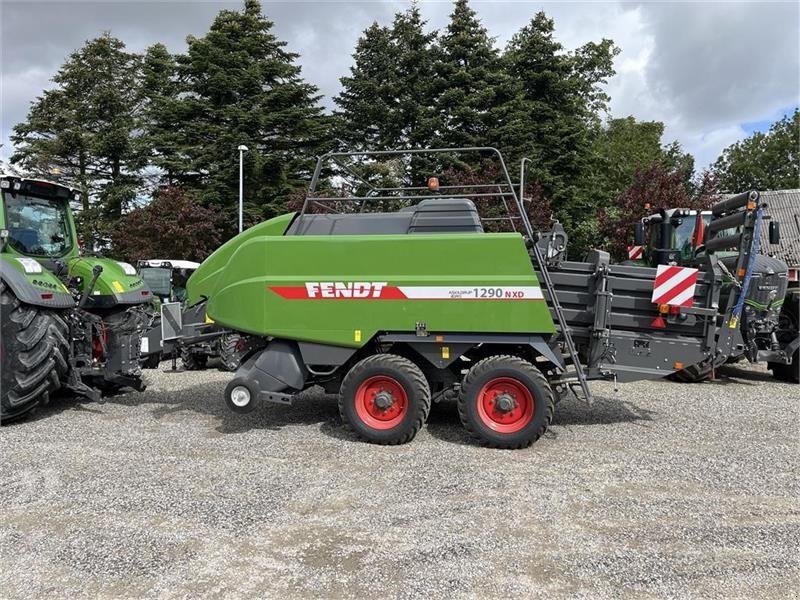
[339,354,431,445]
[668,362,713,383]
[1,280,68,423]
[180,348,208,371]
[218,333,244,372]
[458,355,554,449]
[225,378,257,413]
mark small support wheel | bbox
[224,378,257,413]
[339,354,431,445]
[458,355,554,449]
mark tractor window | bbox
[140,267,172,298]
[673,219,696,261]
[2,192,72,257]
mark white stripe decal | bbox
[396,286,543,300]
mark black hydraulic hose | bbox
[78,265,103,309]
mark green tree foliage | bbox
[11,33,142,226]
[167,0,331,225]
[335,5,439,179]
[112,187,223,262]
[714,109,800,192]
[434,0,512,153]
[500,12,618,221]
[138,43,185,186]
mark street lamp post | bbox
[237,145,249,233]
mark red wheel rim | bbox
[476,377,534,434]
[354,375,408,430]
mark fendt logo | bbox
[305,282,387,298]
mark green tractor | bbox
[628,206,797,382]
[1,169,152,422]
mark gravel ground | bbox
[1,360,798,599]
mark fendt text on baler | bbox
[180,148,784,449]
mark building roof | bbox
[759,189,800,268]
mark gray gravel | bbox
[1,361,798,599]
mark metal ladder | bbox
[531,242,595,404]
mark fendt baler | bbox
[183,148,786,449]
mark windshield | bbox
[2,192,72,257]
[140,267,173,297]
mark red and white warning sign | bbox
[651,265,699,307]
[627,245,644,260]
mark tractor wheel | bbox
[770,298,799,383]
[180,347,208,371]
[218,333,244,372]
[458,355,554,449]
[1,280,70,423]
[339,354,431,445]
[668,362,713,383]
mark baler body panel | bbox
[187,212,295,306]
[202,228,556,347]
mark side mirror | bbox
[633,222,645,246]
[769,220,780,245]
[0,229,8,251]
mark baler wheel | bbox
[339,354,431,445]
[224,378,257,413]
[458,355,554,449]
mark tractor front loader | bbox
[178,148,786,449]
[1,170,152,422]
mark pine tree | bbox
[11,33,143,223]
[335,5,439,181]
[500,13,617,225]
[171,0,331,224]
[434,0,512,153]
[139,43,186,187]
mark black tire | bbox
[180,347,208,370]
[1,280,70,423]
[141,352,161,369]
[224,378,257,414]
[770,296,799,383]
[218,332,244,372]
[458,355,554,449]
[668,362,713,383]
[339,354,431,445]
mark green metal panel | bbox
[200,219,556,347]
[187,212,295,306]
[67,256,149,302]
[0,253,71,293]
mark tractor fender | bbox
[0,255,74,309]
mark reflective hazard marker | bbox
[627,245,644,260]
[651,265,699,307]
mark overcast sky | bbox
[1,0,798,170]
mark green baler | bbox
[184,148,783,449]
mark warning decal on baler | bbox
[268,283,544,300]
[651,265,699,307]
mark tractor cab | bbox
[0,175,80,267]
[633,208,749,267]
[138,259,200,304]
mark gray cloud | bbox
[2,0,798,169]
